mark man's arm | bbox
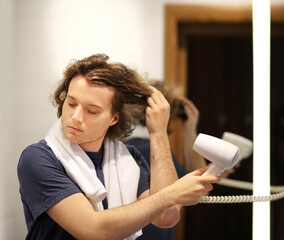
[143,86,180,227]
[47,168,218,240]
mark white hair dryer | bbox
[193,133,240,176]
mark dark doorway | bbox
[183,22,253,240]
[270,24,284,240]
[182,22,284,240]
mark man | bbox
[18,54,218,240]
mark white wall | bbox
[1,0,283,239]
[0,0,17,239]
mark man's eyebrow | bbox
[66,95,102,108]
[67,95,76,100]
[87,104,102,109]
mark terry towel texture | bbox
[45,118,142,240]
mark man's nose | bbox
[72,106,83,123]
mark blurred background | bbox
[1,0,283,239]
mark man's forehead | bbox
[68,77,115,106]
[70,76,113,89]
[66,95,102,108]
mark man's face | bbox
[61,75,119,152]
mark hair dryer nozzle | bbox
[193,133,240,176]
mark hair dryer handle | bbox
[202,164,224,176]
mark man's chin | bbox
[63,132,81,144]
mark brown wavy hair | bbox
[53,54,152,139]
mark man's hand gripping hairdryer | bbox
[193,133,240,176]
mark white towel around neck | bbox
[45,118,142,240]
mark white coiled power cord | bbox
[200,178,284,203]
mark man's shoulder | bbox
[124,138,150,161]
[123,142,142,158]
[125,137,150,146]
[20,140,54,158]
[18,139,59,172]
[123,141,149,170]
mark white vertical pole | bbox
[252,0,271,240]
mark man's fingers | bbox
[188,167,220,184]
[190,166,210,176]
[148,86,165,104]
[204,183,213,192]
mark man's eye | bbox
[68,103,76,107]
[88,110,98,114]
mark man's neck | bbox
[79,139,104,152]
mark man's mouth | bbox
[68,126,83,132]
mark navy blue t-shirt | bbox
[17,139,150,240]
[125,137,188,240]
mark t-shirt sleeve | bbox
[125,144,150,197]
[17,143,82,221]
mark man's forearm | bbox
[149,132,178,194]
[95,188,176,240]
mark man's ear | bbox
[110,113,119,126]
